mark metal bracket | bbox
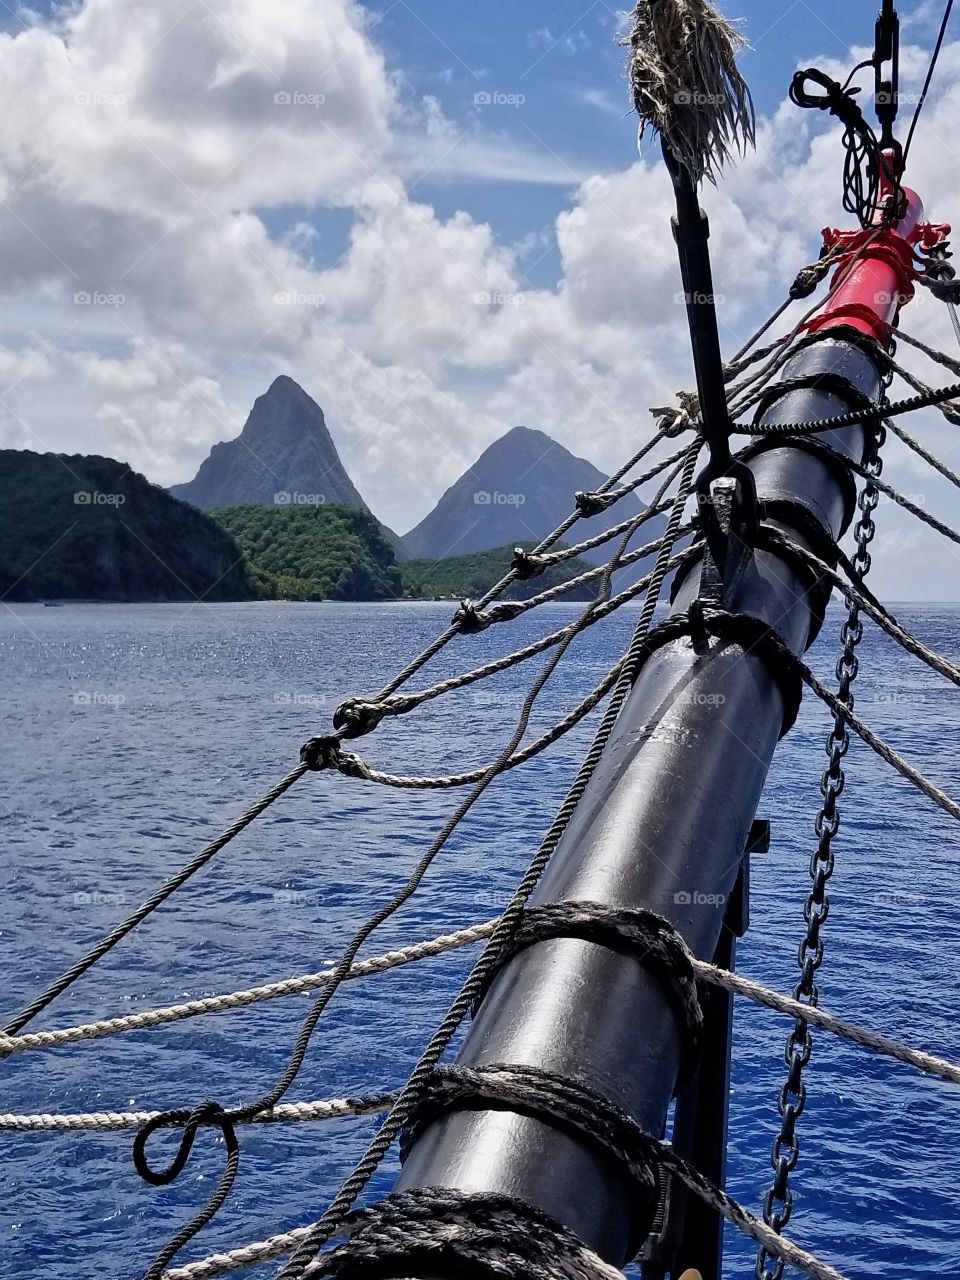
[696,475,755,613]
[638,820,768,1279]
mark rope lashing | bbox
[311,1187,625,1280]
[624,0,755,184]
[473,901,703,1082]
[400,1064,660,1210]
[392,1063,849,1280]
[510,546,548,579]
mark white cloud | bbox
[0,3,957,595]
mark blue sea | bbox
[2,600,959,1279]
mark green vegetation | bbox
[400,542,596,602]
[211,502,402,601]
[0,450,262,602]
[0,456,600,606]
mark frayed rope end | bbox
[623,0,756,184]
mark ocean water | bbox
[1,599,958,1279]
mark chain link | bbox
[756,410,886,1277]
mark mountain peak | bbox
[263,374,310,401]
[168,377,367,512]
[402,424,644,562]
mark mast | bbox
[389,5,945,1278]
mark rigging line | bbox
[897,325,960,378]
[373,424,680,703]
[760,528,960,689]
[803,659,960,821]
[692,959,960,1087]
[1,764,309,1038]
[272,443,702,1280]
[731,376,960,435]
[886,417,960,490]
[727,240,852,369]
[903,0,954,164]
[0,1094,399,1131]
[724,231,885,404]
[7,914,959,1089]
[136,468,678,1280]
[0,921,501,1058]
[315,542,697,727]
[1,438,690,1041]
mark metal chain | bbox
[756,406,887,1279]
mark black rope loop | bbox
[310,1186,622,1280]
[472,901,703,1082]
[134,1101,241,1280]
[133,1100,235,1187]
[400,1063,661,1219]
[333,698,386,739]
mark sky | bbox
[1,0,960,597]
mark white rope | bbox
[0,920,498,1058]
[0,1092,395,1132]
[693,958,960,1085]
[7,918,957,1094]
[10,957,955,1134]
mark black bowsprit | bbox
[472,901,704,1084]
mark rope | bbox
[0,1092,397,1132]
[0,921,499,1058]
[397,1064,848,1280]
[692,959,960,1086]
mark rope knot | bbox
[333,699,385,739]
[652,390,700,437]
[451,600,491,634]
[300,735,344,771]
[790,259,831,300]
[575,490,614,517]
[133,1099,233,1188]
[510,547,548,580]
